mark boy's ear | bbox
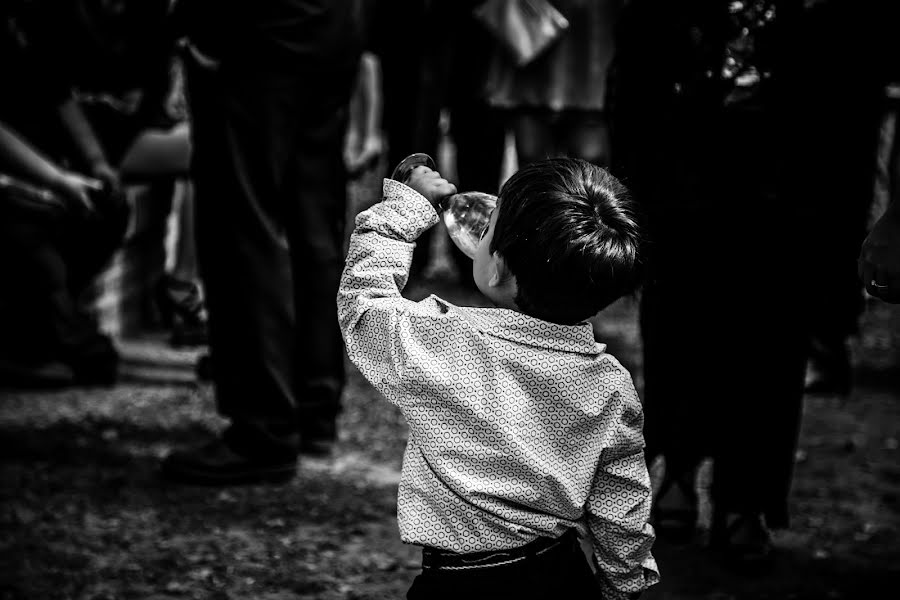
[488,253,514,288]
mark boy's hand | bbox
[406,166,457,210]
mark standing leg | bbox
[162,61,300,482]
[563,111,612,167]
[283,73,354,454]
[447,99,506,287]
[512,111,555,168]
[0,200,125,385]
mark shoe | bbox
[300,421,337,457]
[156,275,208,347]
[298,393,339,457]
[300,436,336,457]
[0,334,117,388]
[0,357,74,388]
[710,512,774,573]
[68,334,119,386]
[160,438,297,485]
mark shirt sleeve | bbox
[585,376,660,600]
[337,178,441,398]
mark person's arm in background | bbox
[344,51,384,178]
[58,97,120,192]
[859,87,900,303]
[0,120,102,212]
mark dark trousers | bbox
[407,534,601,600]
[186,60,353,460]
[795,111,882,346]
[0,189,127,368]
[376,1,506,284]
[633,108,808,528]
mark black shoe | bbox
[711,512,774,573]
[299,402,339,457]
[160,438,297,485]
[300,422,337,457]
[68,335,119,386]
[156,275,208,348]
[299,436,336,457]
[70,353,119,386]
[0,357,74,388]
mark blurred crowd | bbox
[1,0,898,577]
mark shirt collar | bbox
[437,298,605,355]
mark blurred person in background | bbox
[160,0,362,485]
[612,0,899,570]
[484,0,621,168]
[343,49,385,183]
[860,86,900,305]
[367,0,506,287]
[0,0,165,385]
[795,3,900,396]
[0,120,127,386]
[48,0,205,348]
[2,0,205,348]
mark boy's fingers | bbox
[410,165,435,177]
[437,181,457,195]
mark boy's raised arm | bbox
[585,383,660,599]
[337,178,440,388]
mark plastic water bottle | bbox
[390,153,497,259]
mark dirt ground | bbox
[2,160,900,599]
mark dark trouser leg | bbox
[0,199,126,375]
[707,228,807,529]
[447,99,506,286]
[801,149,875,393]
[451,101,505,195]
[188,63,353,460]
[640,278,717,472]
[379,20,444,281]
[641,225,807,528]
[58,196,129,378]
[639,111,807,528]
[284,94,351,444]
[188,66,299,460]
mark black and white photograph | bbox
[1,1,898,598]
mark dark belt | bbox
[421,529,577,571]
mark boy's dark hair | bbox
[490,158,643,325]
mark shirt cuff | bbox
[378,178,440,240]
[597,559,659,600]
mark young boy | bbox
[338,158,659,599]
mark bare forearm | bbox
[0,122,66,189]
[359,52,383,140]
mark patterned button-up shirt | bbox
[338,179,659,599]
